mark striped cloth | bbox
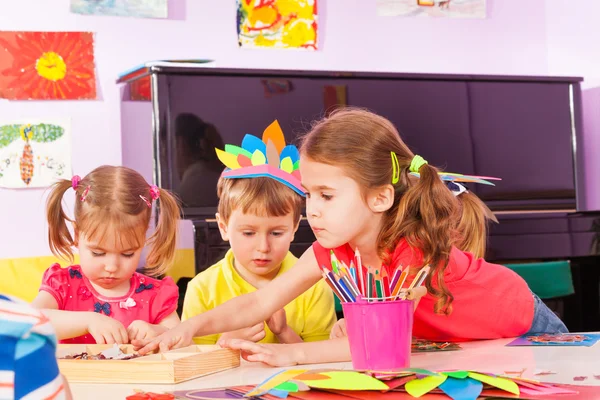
[0,294,66,400]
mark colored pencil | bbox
[375,269,384,300]
[355,248,366,296]
[391,270,409,300]
[330,250,339,274]
[337,277,356,302]
[381,268,391,299]
[389,266,402,292]
[321,267,345,301]
[367,267,374,300]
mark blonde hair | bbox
[300,108,493,314]
[46,165,181,277]
[217,176,303,224]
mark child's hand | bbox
[87,313,129,344]
[330,318,347,339]
[218,338,301,367]
[219,322,266,343]
[133,322,195,354]
[266,309,287,335]
[127,320,168,342]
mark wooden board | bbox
[57,344,240,384]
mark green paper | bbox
[468,372,519,395]
[293,159,300,170]
[297,371,388,391]
[399,368,439,376]
[443,371,469,379]
[224,144,252,159]
[251,149,266,166]
[405,375,448,397]
[275,382,299,392]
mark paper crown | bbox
[215,120,304,196]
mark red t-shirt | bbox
[313,240,534,341]
[40,264,179,344]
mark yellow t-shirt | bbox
[182,249,336,344]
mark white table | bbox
[70,337,600,399]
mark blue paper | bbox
[267,389,289,398]
[439,377,483,400]
[242,134,266,156]
[280,145,300,165]
[507,333,600,347]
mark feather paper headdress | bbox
[215,120,304,196]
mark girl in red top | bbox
[137,109,566,365]
[32,166,182,344]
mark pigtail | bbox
[455,191,497,259]
[144,188,182,277]
[46,179,76,262]
[385,163,459,315]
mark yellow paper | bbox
[405,375,447,397]
[468,372,520,395]
[246,369,307,397]
[251,149,267,166]
[297,371,389,391]
[216,148,241,170]
[280,157,294,173]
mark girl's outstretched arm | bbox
[218,337,351,367]
[32,292,129,344]
[135,247,323,354]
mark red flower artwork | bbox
[0,31,97,100]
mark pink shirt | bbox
[40,264,178,344]
[313,240,534,342]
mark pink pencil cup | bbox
[341,299,413,371]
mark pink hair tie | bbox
[149,185,160,201]
[71,175,81,190]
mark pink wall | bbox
[545,1,600,89]
[0,0,572,258]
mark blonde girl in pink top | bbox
[32,165,182,344]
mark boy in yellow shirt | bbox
[182,121,335,344]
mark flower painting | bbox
[0,31,97,100]
[70,0,168,19]
[0,119,72,189]
[237,0,318,50]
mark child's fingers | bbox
[250,329,266,343]
[117,326,129,344]
[137,338,159,355]
[223,338,265,354]
[128,326,139,341]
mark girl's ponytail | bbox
[46,179,76,261]
[144,188,181,277]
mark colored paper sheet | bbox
[507,333,600,347]
[296,371,389,391]
[468,372,519,395]
[405,375,448,397]
[438,377,483,400]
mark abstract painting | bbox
[0,32,96,100]
[237,0,318,50]
[376,0,486,19]
[70,0,168,19]
[0,119,71,188]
